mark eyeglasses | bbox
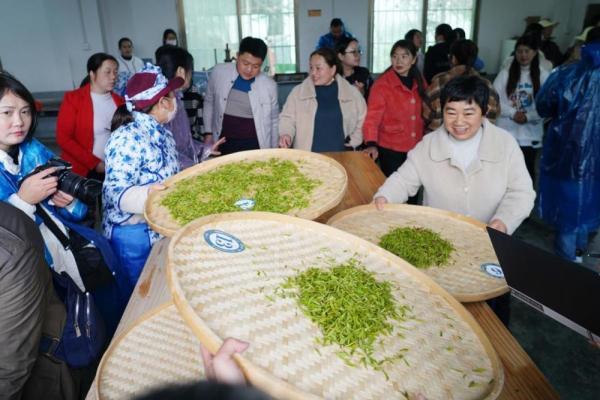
[344,49,363,55]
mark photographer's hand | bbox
[51,190,74,208]
[18,167,59,205]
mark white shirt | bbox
[117,55,144,75]
[91,92,117,160]
[447,127,483,172]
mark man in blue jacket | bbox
[536,27,600,262]
[316,18,353,50]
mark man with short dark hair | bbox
[203,37,278,154]
[115,37,144,96]
[316,18,353,50]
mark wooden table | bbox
[87,151,559,400]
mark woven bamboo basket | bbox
[145,149,347,236]
[167,212,504,400]
[328,204,509,302]
[96,303,204,400]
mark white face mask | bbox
[165,39,177,46]
[165,97,178,123]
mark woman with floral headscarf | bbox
[102,64,183,286]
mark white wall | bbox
[296,0,370,72]
[2,0,596,92]
[98,0,179,62]
[1,0,105,92]
[477,0,593,74]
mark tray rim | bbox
[167,211,505,400]
[144,148,348,237]
[95,302,203,400]
[327,203,510,302]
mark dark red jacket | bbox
[362,69,426,153]
[56,84,124,176]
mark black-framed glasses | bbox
[345,49,363,55]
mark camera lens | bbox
[57,171,102,205]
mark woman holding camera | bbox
[56,53,124,179]
[0,72,127,334]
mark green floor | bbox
[510,218,600,400]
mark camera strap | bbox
[35,205,71,250]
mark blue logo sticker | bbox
[481,263,504,279]
[204,230,245,253]
[234,198,255,211]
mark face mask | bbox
[166,39,177,46]
[165,97,178,123]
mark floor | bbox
[510,216,600,400]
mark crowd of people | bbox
[1,16,599,400]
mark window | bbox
[181,0,297,74]
[370,0,477,73]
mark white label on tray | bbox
[480,263,504,278]
[204,230,245,253]
[234,198,256,210]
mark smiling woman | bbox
[56,53,124,179]
[374,75,536,236]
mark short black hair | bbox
[238,37,268,61]
[435,24,454,42]
[163,28,177,44]
[118,37,132,48]
[586,26,600,43]
[330,18,344,28]
[86,53,118,74]
[440,75,490,115]
[155,45,194,79]
[453,28,466,40]
[310,47,341,74]
[0,72,38,141]
[449,39,478,67]
[404,29,422,42]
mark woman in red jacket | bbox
[363,40,427,178]
[56,53,124,179]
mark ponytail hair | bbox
[110,103,153,131]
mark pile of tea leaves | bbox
[160,159,321,224]
[280,258,412,372]
[379,227,454,269]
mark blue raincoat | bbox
[535,42,600,233]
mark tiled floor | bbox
[510,217,600,400]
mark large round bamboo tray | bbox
[145,149,347,236]
[167,212,504,400]
[96,303,204,400]
[327,204,509,303]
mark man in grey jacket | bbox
[0,202,75,400]
[203,37,279,154]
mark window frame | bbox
[368,0,480,72]
[177,0,300,73]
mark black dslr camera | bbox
[24,158,102,205]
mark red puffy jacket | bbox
[362,69,426,153]
[56,84,124,176]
